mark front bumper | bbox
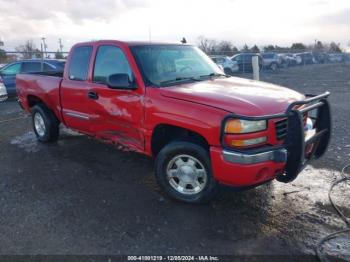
[223,148,287,164]
[212,91,331,186]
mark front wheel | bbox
[270,62,278,71]
[155,141,217,203]
[224,68,233,75]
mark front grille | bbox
[275,119,288,140]
[274,113,307,141]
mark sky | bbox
[0,0,349,52]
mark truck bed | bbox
[16,72,63,121]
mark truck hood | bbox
[160,77,304,116]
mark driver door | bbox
[85,44,145,151]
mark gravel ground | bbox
[0,63,349,259]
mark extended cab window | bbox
[69,46,92,81]
[93,45,133,85]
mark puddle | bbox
[10,131,42,153]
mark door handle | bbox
[88,91,99,100]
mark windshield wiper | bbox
[200,73,230,78]
[159,77,201,87]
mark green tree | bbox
[291,43,306,50]
[263,45,275,52]
[250,45,260,53]
[241,44,249,52]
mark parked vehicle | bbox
[231,53,263,73]
[16,40,331,203]
[328,53,344,63]
[312,52,328,64]
[0,63,7,69]
[210,55,239,75]
[277,53,299,67]
[261,53,281,71]
[0,76,7,102]
[0,59,65,97]
[295,52,315,65]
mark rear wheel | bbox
[32,104,59,142]
[155,141,217,203]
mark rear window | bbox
[22,62,41,73]
[262,54,274,59]
[243,54,254,62]
[69,46,92,81]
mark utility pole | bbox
[41,37,47,58]
[58,38,63,53]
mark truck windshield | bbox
[130,45,223,87]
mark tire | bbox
[155,141,217,203]
[270,62,278,71]
[224,68,233,75]
[31,104,59,143]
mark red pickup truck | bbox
[16,40,331,203]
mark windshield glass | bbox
[262,54,274,59]
[130,45,223,87]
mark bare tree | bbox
[217,41,238,56]
[15,40,42,59]
[197,36,216,54]
[0,49,7,63]
[329,42,342,53]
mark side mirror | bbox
[106,73,135,89]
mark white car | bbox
[210,55,239,75]
[0,76,8,102]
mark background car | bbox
[231,53,263,73]
[261,53,281,71]
[210,55,239,75]
[295,52,315,65]
[328,53,345,63]
[312,52,329,64]
[0,59,65,97]
[0,75,8,101]
[277,53,299,67]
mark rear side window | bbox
[22,62,41,72]
[69,46,92,81]
[93,45,133,85]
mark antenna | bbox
[148,25,152,43]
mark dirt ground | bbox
[0,63,349,259]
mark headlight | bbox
[224,119,267,134]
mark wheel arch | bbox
[151,124,210,157]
